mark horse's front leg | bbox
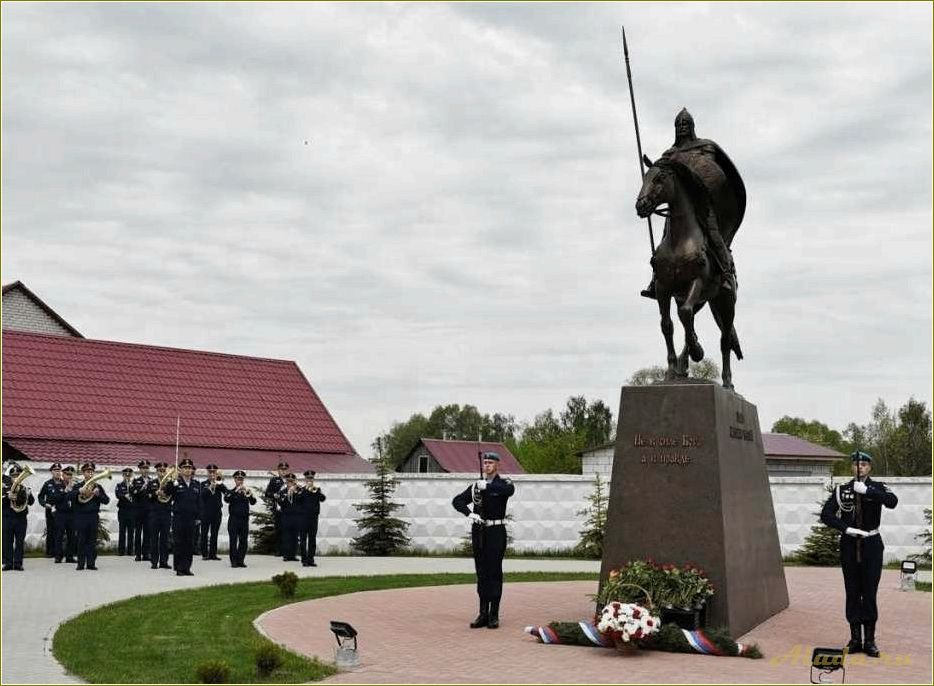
[657,295,678,379]
[677,278,705,364]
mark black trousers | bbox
[273,509,283,555]
[472,524,507,601]
[74,514,99,568]
[228,516,249,565]
[2,515,26,567]
[44,508,56,556]
[281,515,300,560]
[173,516,196,573]
[841,535,884,624]
[200,510,221,558]
[299,518,319,563]
[54,513,76,561]
[150,511,171,566]
[118,509,135,555]
[134,506,151,559]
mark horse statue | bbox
[634,148,745,389]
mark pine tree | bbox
[792,482,841,566]
[911,508,932,566]
[574,474,609,559]
[250,496,279,554]
[351,442,411,556]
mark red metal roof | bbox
[2,330,370,472]
[418,439,525,474]
[762,433,844,460]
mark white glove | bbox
[845,527,868,538]
[852,481,868,494]
[475,479,487,491]
[467,513,483,525]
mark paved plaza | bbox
[2,557,931,684]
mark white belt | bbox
[865,529,879,537]
[483,519,506,527]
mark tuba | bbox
[9,464,36,513]
[156,467,177,503]
[78,469,113,504]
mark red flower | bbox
[634,628,643,639]
[632,608,641,619]
[646,619,654,627]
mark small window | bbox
[418,455,430,473]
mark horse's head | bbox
[635,155,674,219]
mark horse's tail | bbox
[731,326,743,360]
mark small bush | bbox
[271,571,299,598]
[255,642,285,676]
[195,660,231,684]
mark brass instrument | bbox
[208,471,225,495]
[78,469,113,504]
[155,467,178,504]
[9,464,36,513]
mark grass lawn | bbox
[53,571,597,684]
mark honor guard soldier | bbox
[131,460,154,562]
[51,466,78,563]
[224,470,256,568]
[70,463,110,571]
[163,457,201,576]
[265,461,289,556]
[3,463,36,571]
[821,450,898,658]
[115,468,135,556]
[38,463,64,557]
[299,470,326,567]
[149,462,174,569]
[200,464,226,560]
[452,451,515,629]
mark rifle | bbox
[472,432,484,550]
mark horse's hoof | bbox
[690,343,704,363]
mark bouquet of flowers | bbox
[596,601,660,645]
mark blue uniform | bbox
[265,475,286,555]
[50,480,77,562]
[37,477,62,556]
[199,480,226,559]
[224,485,256,567]
[149,478,173,568]
[115,479,135,556]
[2,474,35,570]
[164,477,201,574]
[298,487,326,565]
[130,474,153,561]
[275,486,302,561]
[69,480,110,570]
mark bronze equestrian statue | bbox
[635,109,746,389]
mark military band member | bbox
[276,473,303,562]
[51,466,78,563]
[299,470,326,567]
[149,462,173,569]
[115,467,135,556]
[224,470,256,568]
[821,450,898,658]
[452,451,515,629]
[131,460,154,562]
[70,463,110,571]
[265,461,289,556]
[200,463,226,561]
[38,463,64,557]
[2,463,35,571]
[164,457,201,576]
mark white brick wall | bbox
[11,465,931,562]
[1,289,75,336]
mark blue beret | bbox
[850,450,873,463]
[482,452,501,461]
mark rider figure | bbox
[641,108,737,299]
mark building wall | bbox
[1,289,76,337]
[398,445,444,473]
[12,465,932,563]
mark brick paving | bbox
[0,555,597,684]
[257,568,933,684]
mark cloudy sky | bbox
[3,2,931,456]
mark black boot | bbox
[845,622,862,654]
[487,599,500,629]
[469,600,489,629]
[863,622,879,658]
[640,277,657,299]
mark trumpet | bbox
[78,469,113,504]
[208,471,225,495]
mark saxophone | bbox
[9,464,36,513]
[78,469,113,504]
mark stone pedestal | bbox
[601,381,789,637]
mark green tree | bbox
[375,404,517,469]
[627,359,721,385]
[911,508,932,566]
[351,441,411,555]
[574,474,609,559]
[791,483,840,566]
[250,496,278,554]
[889,399,932,476]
